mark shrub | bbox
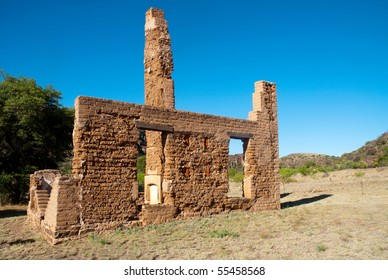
[281,176,297,184]
[88,234,111,245]
[317,244,327,252]
[280,168,299,179]
[208,230,239,238]
[280,168,300,184]
[59,163,72,175]
[298,164,318,176]
[137,172,144,192]
[340,161,367,170]
[137,155,146,173]
[376,146,388,167]
[231,172,244,183]
[137,155,146,191]
[228,167,244,183]
[234,162,244,173]
[0,173,30,205]
[354,172,365,177]
[228,168,237,178]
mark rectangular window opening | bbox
[227,138,247,198]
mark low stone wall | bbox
[141,205,178,225]
[27,170,80,244]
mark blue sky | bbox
[1,0,387,156]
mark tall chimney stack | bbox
[144,7,175,109]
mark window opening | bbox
[227,138,245,197]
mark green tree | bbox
[0,71,74,204]
[137,155,146,192]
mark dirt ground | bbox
[1,167,387,260]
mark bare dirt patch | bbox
[1,167,387,259]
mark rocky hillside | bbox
[341,132,388,167]
[228,132,388,169]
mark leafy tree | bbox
[137,155,146,192]
[0,71,74,204]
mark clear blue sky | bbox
[1,0,387,156]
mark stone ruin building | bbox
[27,8,280,244]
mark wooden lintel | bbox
[227,132,253,139]
[135,121,174,132]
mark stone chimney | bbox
[143,8,175,205]
[144,7,175,109]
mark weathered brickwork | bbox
[27,170,80,244]
[144,8,175,109]
[27,7,280,244]
[73,114,140,232]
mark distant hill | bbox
[341,132,388,167]
[228,154,244,169]
[228,132,388,169]
[280,153,339,168]
[282,132,388,168]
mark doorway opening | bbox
[137,130,146,195]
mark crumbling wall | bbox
[28,170,60,226]
[27,170,80,244]
[28,81,279,243]
[144,8,175,109]
[72,82,279,227]
[72,107,140,233]
[163,132,229,217]
[248,82,280,210]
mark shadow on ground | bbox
[281,194,332,209]
[0,239,36,248]
[280,192,292,198]
[0,209,27,219]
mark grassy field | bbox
[1,167,387,260]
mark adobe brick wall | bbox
[71,79,280,226]
[27,170,80,244]
[72,110,140,233]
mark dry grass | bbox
[1,167,387,260]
